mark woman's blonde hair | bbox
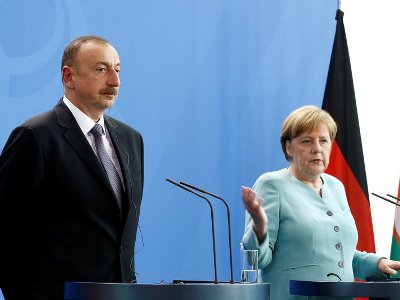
[280,105,337,161]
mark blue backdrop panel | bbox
[0,0,336,297]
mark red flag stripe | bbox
[394,227,400,245]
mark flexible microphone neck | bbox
[372,193,400,206]
[387,194,400,202]
[180,181,234,284]
[166,178,219,284]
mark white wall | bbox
[341,1,400,257]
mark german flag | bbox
[322,10,375,254]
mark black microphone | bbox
[371,193,400,207]
[166,178,219,284]
[180,181,235,284]
[387,194,400,202]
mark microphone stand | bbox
[180,181,235,284]
[166,178,219,284]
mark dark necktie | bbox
[90,124,123,209]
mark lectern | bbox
[64,282,270,300]
[290,280,400,299]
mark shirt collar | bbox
[63,96,106,135]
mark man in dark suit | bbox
[0,36,144,300]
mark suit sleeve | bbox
[352,250,383,280]
[0,126,44,284]
[241,174,280,270]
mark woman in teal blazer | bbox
[241,106,400,299]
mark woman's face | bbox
[285,124,332,181]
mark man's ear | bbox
[62,66,74,89]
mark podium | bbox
[64,282,270,300]
[290,280,400,299]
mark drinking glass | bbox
[240,249,258,283]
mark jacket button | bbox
[120,246,124,254]
[338,261,344,268]
[334,226,339,232]
[327,211,333,216]
[335,242,342,250]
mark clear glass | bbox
[240,249,258,283]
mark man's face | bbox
[66,41,121,119]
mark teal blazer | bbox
[242,169,383,300]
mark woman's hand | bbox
[241,186,268,243]
[377,258,400,275]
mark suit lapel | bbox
[54,100,115,197]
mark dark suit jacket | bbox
[0,100,144,298]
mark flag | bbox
[322,10,376,253]
[390,180,400,260]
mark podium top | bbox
[290,280,400,299]
[64,282,270,300]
